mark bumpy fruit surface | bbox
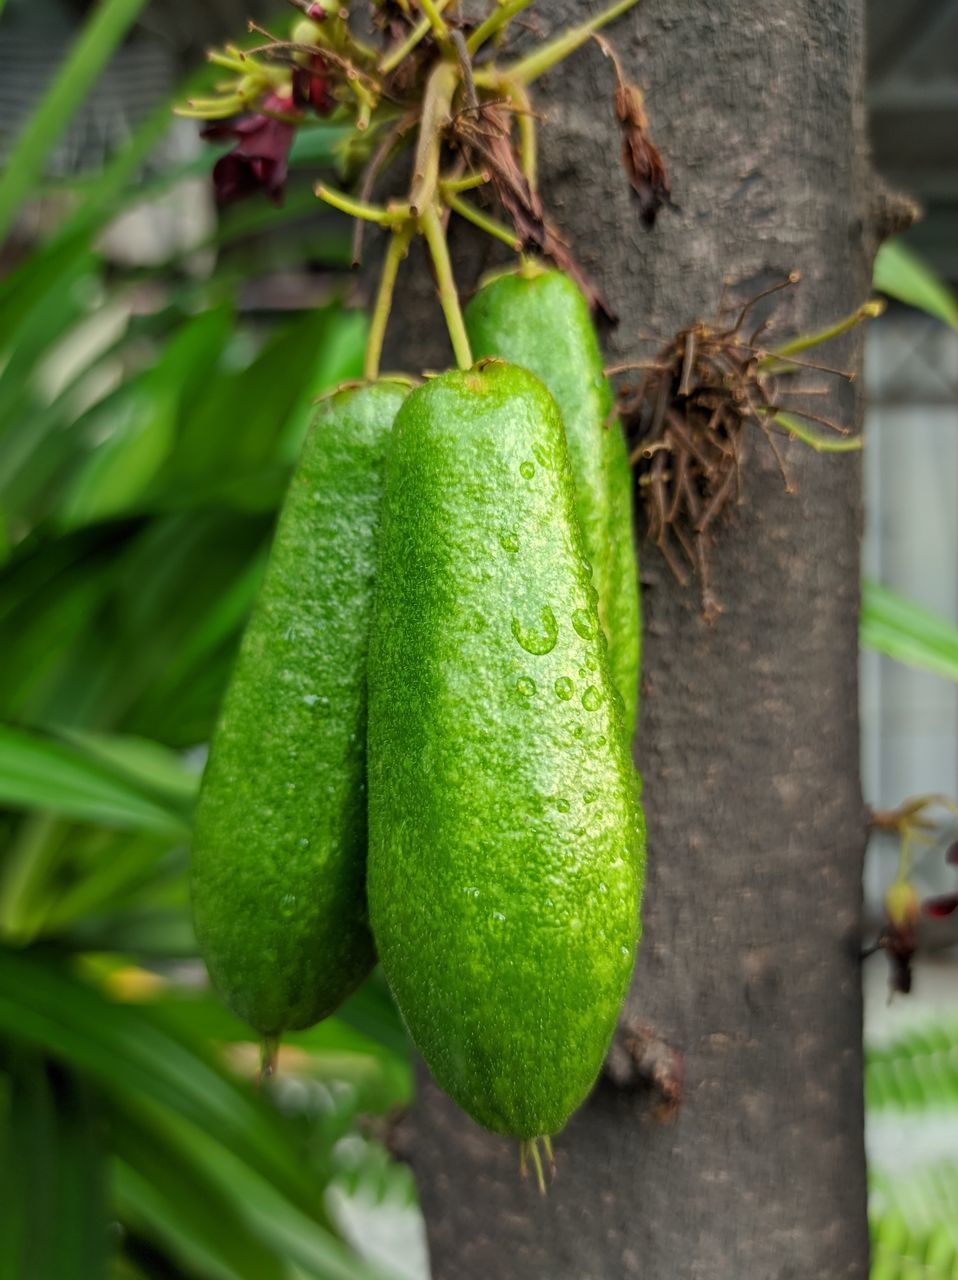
[192,380,407,1035]
[466,267,641,738]
[368,362,644,1138]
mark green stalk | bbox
[409,60,459,215]
[365,222,413,381]
[764,299,885,361]
[420,205,472,370]
[466,0,535,54]
[0,0,149,246]
[382,0,453,73]
[772,412,863,454]
[443,190,521,250]
[504,0,642,87]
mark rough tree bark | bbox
[384,2,874,1276]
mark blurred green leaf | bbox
[0,0,150,244]
[861,580,958,682]
[0,723,191,836]
[873,240,958,329]
[0,951,382,1280]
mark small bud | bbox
[291,18,324,47]
[885,880,920,930]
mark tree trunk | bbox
[386,2,873,1276]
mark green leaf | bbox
[0,0,150,244]
[0,951,380,1280]
[861,580,958,683]
[0,724,190,836]
[873,240,958,329]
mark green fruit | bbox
[368,362,644,1139]
[465,266,641,738]
[192,379,408,1036]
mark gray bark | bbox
[385,2,874,1276]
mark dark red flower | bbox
[202,94,299,206]
[923,893,958,918]
[292,56,335,117]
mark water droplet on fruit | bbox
[583,788,598,804]
[516,676,536,697]
[499,529,520,553]
[298,836,310,849]
[492,910,506,922]
[463,886,480,898]
[554,676,574,701]
[302,693,319,707]
[598,882,608,894]
[556,797,570,813]
[512,605,558,655]
[519,460,535,479]
[581,556,593,579]
[582,685,603,711]
[572,609,595,640]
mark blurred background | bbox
[0,1,956,1277]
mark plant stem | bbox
[316,184,408,225]
[410,60,459,215]
[504,0,642,87]
[365,222,413,381]
[420,0,450,39]
[466,0,535,55]
[772,412,863,454]
[765,300,886,360]
[381,0,452,73]
[506,78,538,187]
[441,169,490,194]
[421,204,473,370]
[443,189,521,250]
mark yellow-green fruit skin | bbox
[367,363,645,1139]
[465,268,641,739]
[191,380,407,1036]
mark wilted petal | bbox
[923,893,958,918]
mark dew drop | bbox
[519,460,535,479]
[572,609,596,640]
[532,442,553,470]
[499,529,520,553]
[582,685,603,711]
[463,886,480,898]
[512,605,558,655]
[556,797,570,813]
[554,676,574,701]
[298,836,310,849]
[492,910,506,922]
[583,787,599,804]
[598,882,608,894]
[516,676,537,697]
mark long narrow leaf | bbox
[0,724,190,835]
[861,580,958,683]
[873,240,958,330]
[0,0,150,244]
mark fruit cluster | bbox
[191,263,646,1163]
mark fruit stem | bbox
[442,187,521,250]
[410,60,458,215]
[466,0,535,55]
[365,221,413,381]
[528,1137,547,1195]
[506,77,538,188]
[420,203,473,370]
[502,0,643,87]
[259,1035,280,1083]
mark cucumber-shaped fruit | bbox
[368,362,644,1139]
[192,379,407,1036]
[465,266,641,738]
